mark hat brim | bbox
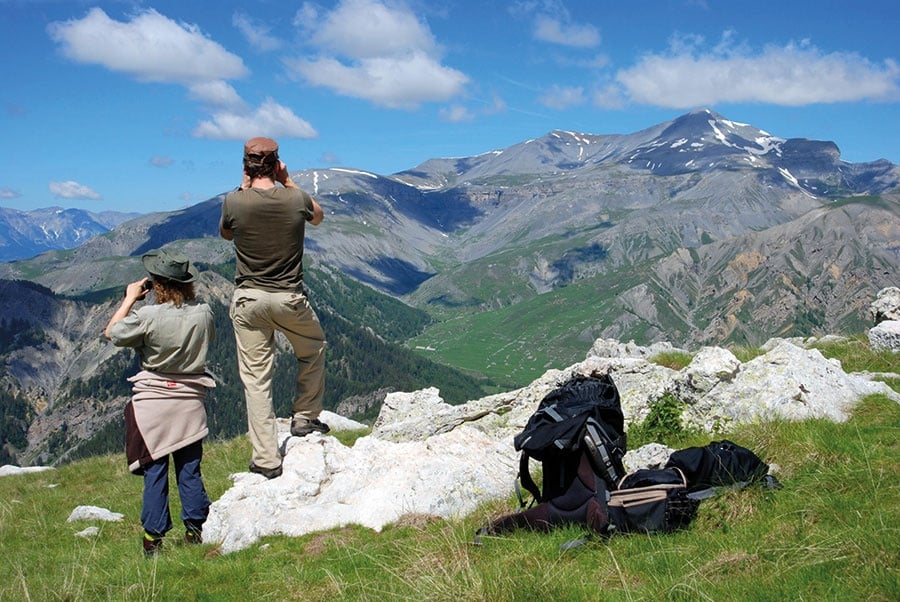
[141,252,199,283]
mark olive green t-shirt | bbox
[221,187,315,292]
[108,301,215,374]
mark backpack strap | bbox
[518,452,543,505]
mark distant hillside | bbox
[0,206,139,262]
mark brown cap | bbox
[244,136,279,157]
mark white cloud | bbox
[232,12,282,52]
[47,8,248,84]
[437,95,507,123]
[0,187,21,199]
[580,54,609,69]
[150,156,174,168]
[193,98,318,140]
[286,0,468,108]
[617,36,900,108]
[49,181,102,200]
[188,80,247,110]
[439,104,475,122]
[539,85,586,110]
[533,15,600,48]
[289,52,468,109]
[305,0,436,59]
[512,1,600,48]
[48,9,321,142]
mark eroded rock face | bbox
[204,337,899,553]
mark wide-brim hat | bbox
[141,249,198,283]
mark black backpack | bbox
[605,440,780,536]
[478,373,627,538]
[665,439,774,492]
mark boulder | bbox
[673,346,741,404]
[868,320,900,353]
[681,340,897,430]
[624,443,675,471]
[67,505,124,522]
[587,338,686,359]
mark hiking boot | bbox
[248,461,283,479]
[184,522,203,545]
[290,417,330,437]
[143,532,163,557]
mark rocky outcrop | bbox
[868,287,900,353]
[870,287,900,323]
[203,336,898,554]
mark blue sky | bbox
[2,0,898,214]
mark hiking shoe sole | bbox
[248,462,283,479]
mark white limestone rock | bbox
[75,526,100,538]
[673,346,741,404]
[67,505,124,522]
[587,338,685,360]
[0,464,53,477]
[371,367,580,443]
[681,340,899,431]
[583,356,678,427]
[0,465,54,477]
[868,320,900,353]
[203,426,518,554]
[624,443,675,471]
[316,409,368,431]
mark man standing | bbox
[220,137,327,479]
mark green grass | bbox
[648,350,694,371]
[2,393,898,601]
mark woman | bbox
[104,248,215,557]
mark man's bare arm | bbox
[219,214,234,240]
[309,199,324,225]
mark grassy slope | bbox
[409,264,654,387]
[1,341,897,601]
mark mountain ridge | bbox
[0,206,139,263]
[1,108,897,465]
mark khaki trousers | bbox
[230,288,326,469]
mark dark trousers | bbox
[141,440,210,536]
